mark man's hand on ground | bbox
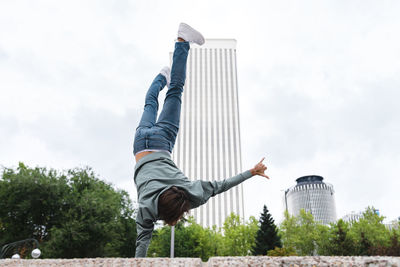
[250,157,269,179]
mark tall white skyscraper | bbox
[171,39,244,228]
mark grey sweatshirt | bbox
[133,152,253,257]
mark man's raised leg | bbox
[137,69,169,129]
[156,23,204,149]
[155,41,190,135]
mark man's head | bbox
[158,186,190,226]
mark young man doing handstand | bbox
[133,23,269,257]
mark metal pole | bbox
[170,225,175,258]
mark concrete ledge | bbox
[1,256,400,267]
[0,258,202,267]
[208,256,400,266]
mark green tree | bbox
[252,205,281,255]
[348,207,390,255]
[279,207,395,256]
[368,230,400,256]
[317,219,356,255]
[149,214,262,258]
[222,213,258,256]
[386,230,400,256]
[279,209,320,256]
[146,222,172,257]
[0,163,69,246]
[0,163,136,258]
[148,217,223,261]
[267,246,297,256]
[296,209,319,255]
[279,210,299,252]
[173,218,220,261]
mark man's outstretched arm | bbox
[191,158,269,207]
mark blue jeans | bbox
[133,42,190,154]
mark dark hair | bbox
[158,186,190,225]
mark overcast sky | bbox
[1,0,399,224]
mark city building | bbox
[284,175,337,224]
[171,39,244,228]
[342,210,399,230]
[342,211,364,223]
[386,217,400,230]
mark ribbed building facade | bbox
[342,211,364,223]
[171,39,244,228]
[284,175,336,224]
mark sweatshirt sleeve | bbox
[135,208,155,258]
[190,170,253,209]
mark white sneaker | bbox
[160,66,171,88]
[178,23,205,45]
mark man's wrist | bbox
[249,168,256,176]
